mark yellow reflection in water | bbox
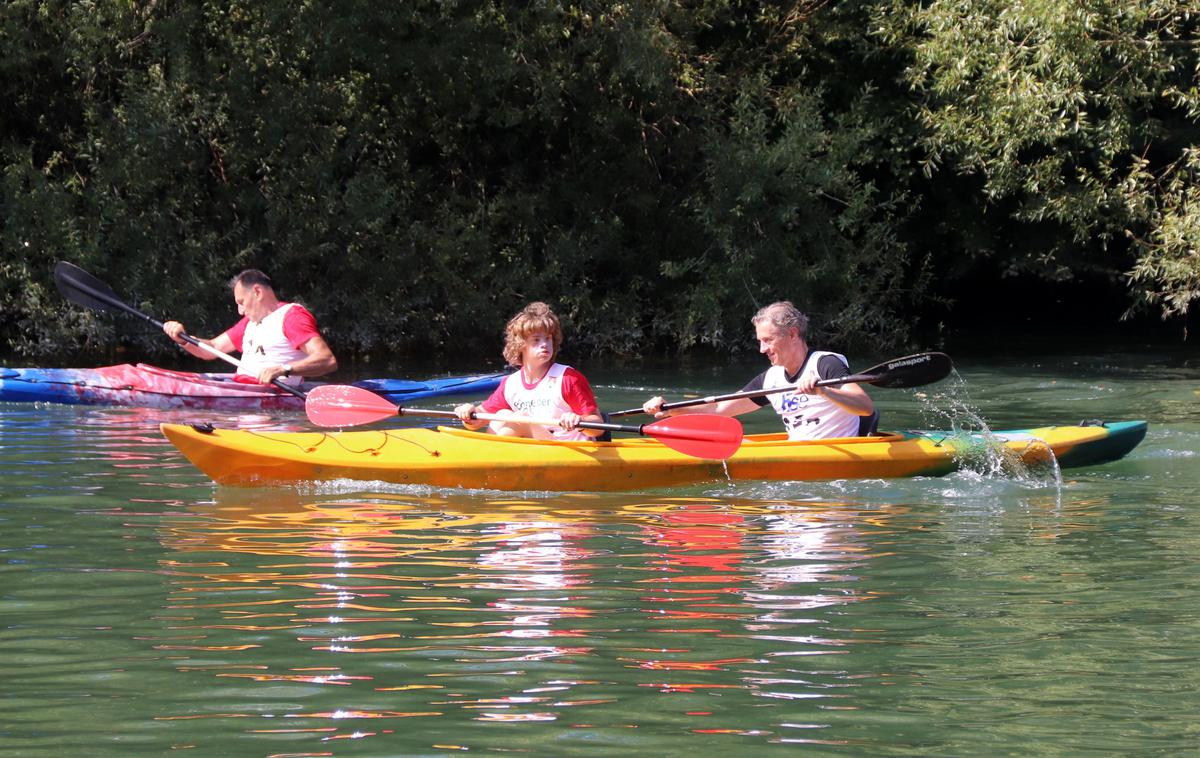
[151,488,908,745]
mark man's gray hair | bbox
[751,301,808,339]
[228,269,274,291]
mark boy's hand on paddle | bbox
[643,395,667,418]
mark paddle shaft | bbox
[607,351,951,418]
[397,406,653,436]
[607,373,877,418]
[302,383,744,458]
[56,263,306,400]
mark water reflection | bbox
[5,399,1163,751]
[150,489,910,744]
[3,385,1192,754]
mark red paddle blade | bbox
[643,414,743,459]
[306,384,399,427]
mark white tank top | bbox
[501,363,589,441]
[764,351,862,440]
[239,304,307,385]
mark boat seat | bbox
[858,410,880,437]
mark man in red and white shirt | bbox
[163,269,337,385]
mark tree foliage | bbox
[876,0,1200,315]
[1,1,1197,365]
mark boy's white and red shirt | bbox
[480,362,599,441]
[223,303,320,385]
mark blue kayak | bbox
[0,363,503,411]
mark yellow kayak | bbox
[161,420,1147,491]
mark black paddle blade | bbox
[54,261,125,313]
[54,260,163,329]
[852,351,953,389]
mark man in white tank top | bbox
[162,269,337,386]
[642,301,874,440]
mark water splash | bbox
[912,372,1063,490]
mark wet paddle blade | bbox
[306,384,399,427]
[643,413,743,459]
[843,351,954,389]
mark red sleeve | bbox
[282,304,321,349]
[222,316,250,351]
[561,367,598,415]
[479,376,511,413]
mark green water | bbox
[2,350,1198,755]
